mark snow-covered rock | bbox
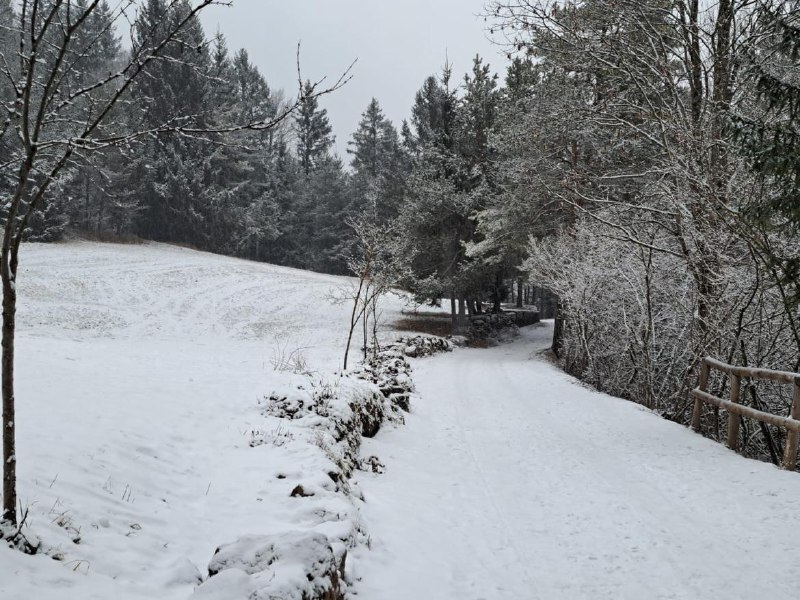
[201,532,345,600]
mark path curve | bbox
[354,324,800,599]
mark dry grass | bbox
[65,229,144,245]
[393,314,453,337]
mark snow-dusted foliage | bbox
[527,217,800,460]
[196,334,451,599]
[194,373,380,599]
[481,0,800,462]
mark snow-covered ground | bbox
[6,241,800,600]
[353,324,800,600]
[1,241,408,599]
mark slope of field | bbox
[1,241,407,600]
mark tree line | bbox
[0,0,411,276]
[477,0,800,463]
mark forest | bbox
[2,0,800,517]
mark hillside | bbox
[2,241,408,599]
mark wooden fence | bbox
[690,357,800,471]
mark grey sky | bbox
[199,0,505,160]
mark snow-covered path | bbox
[354,324,800,599]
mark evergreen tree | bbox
[200,37,281,258]
[348,98,409,223]
[453,56,503,310]
[125,0,212,245]
[456,56,499,171]
[734,1,800,297]
[304,156,352,273]
[392,68,472,314]
[295,81,334,176]
[60,0,124,236]
[264,137,303,266]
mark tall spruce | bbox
[295,81,334,176]
[348,98,409,223]
[734,1,800,299]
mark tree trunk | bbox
[552,298,564,360]
[492,271,503,313]
[362,296,369,361]
[457,297,467,331]
[450,292,457,330]
[1,261,16,526]
[516,277,524,308]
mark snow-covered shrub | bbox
[394,335,452,357]
[201,334,450,599]
[527,217,800,462]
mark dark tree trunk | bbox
[516,277,524,308]
[552,298,564,360]
[492,271,503,314]
[687,0,704,130]
[1,255,16,526]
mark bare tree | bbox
[341,217,394,370]
[0,0,350,528]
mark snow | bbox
[352,323,800,600]
[5,241,800,599]
[0,241,407,600]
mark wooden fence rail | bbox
[690,357,800,471]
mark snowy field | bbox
[0,241,408,599]
[353,325,800,600]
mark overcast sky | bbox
[199,0,505,159]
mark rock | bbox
[389,392,411,412]
[467,312,519,343]
[359,455,385,474]
[204,532,346,600]
[290,484,314,498]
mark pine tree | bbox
[200,38,282,259]
[735,2,800,228]
[457,56,499,171]
[409,69,458,153]
[295,81,334,176]
[348,98,409,223]
[733,1,800,299]
[60,0,123,236]
[392,68,474,317]
[126,0,212,245]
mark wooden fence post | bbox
[692,359,710,432]
[781,378,800,471]
[726,373,741,451]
